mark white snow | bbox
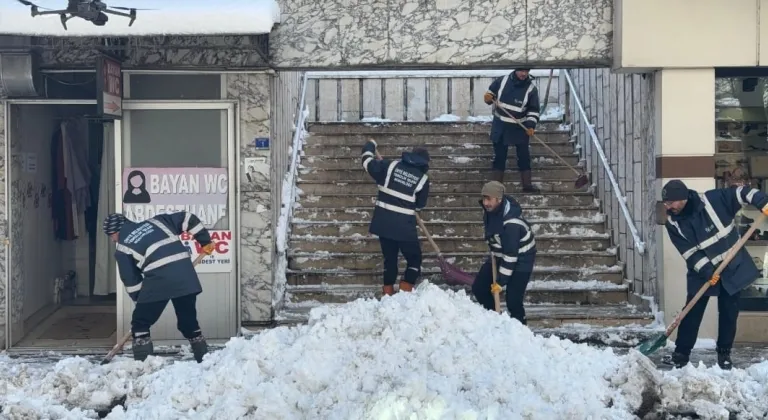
[361,117,393,123]
[0,0,281,36]
[3,284,768,419]
[431,114,462,122]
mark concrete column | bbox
[654,68,718,342]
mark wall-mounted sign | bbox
[96,55,123,119]
[254,137,270,149]
[122,167,231,273]
[180,230,232,273]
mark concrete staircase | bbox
[276,120,659,345]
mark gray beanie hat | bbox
[481,181,505,199]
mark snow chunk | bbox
[361,117,393,123]
[0,0,281,36]
[431,114,461,122]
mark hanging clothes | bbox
[51,118,92,241]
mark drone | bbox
[17,0,153,30]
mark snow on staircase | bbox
[276,120,659,346]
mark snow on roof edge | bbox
[0,0,281,37]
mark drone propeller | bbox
[16,0,51,10]
[111,7,156,11]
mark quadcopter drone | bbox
[17,0,153,30]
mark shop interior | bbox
[6,102,117,349]
[715,68,768,310]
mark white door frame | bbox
[113,100,239,342]
[3,99,97,350]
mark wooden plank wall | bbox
[305,72,560,122]
[562,69,658,305]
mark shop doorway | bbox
[4,101,119,351]
[115,101,238,345]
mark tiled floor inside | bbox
[14,305,117,348]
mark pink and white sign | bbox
[122,167,228,227]
[122,167,232,273]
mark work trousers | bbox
[471,257,531,324]
[674,287,741,356]
[131,293,202,340]
[492,140,532,172]
[379,237,422,285]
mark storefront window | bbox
[715,70,768,310]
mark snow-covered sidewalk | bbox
[2,283,768,419]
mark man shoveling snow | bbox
[3,284,768,419]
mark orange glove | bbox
[483,92,495,105]
[490,283,503,294]
[763,207,768,217]
[202,243,215,255]
[709,273,721,286]
[525,128,535,137]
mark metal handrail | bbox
[273,72,309,307]
[562,70,646,254]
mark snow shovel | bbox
[489,252,503,313]
[494,104,590,189]
[415,214,475,286]
[636,214,767,356]
[100,251,210,365]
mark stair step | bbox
[290,235,610,253]
[276,302,655,329]
[306,120,565,134]
[303,156,581,169]
[287,267,625,286]
[299,166,583,181]
[304,142,575,157]
[287,251,618,271]
[305,132,571,145]
[293,207,603,223]
[297,193,598,208]
[291,221,606,237]
[285,281,629,305]
[297,179,589,195]
[302,154,582,168]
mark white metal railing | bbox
[562,70,646,254]
[273,72,309,309]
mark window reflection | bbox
[715,74,768,310]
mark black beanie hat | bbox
[662,180,689,201]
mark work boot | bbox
[132,334,154,362]
[491,170,504,183]
[717,348,733,370]
[382,285,395,296]
[189,335,209,363]
[661,352,689,369]
[399,281,414,292]
[520,170,540,193]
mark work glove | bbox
[763,207,768,217]
[483,92,496,105]
[202,243,215,255]
[525,127,535,137]
[709,273,721,286]
[490,283,503,295]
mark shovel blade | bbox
[635,332,668,355]
[439,258,475,286]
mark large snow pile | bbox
[2,283,768,419]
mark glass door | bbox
[115,101,237,342]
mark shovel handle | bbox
[494,103,581,177]
[490,253,503,313]
[665,213,767,336]
[100,249,211,364]
[415,213,442,257]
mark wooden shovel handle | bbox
[494,102,581,176]
[415,213,442,257]
[665,214,767,336]
[490,252,502,313]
